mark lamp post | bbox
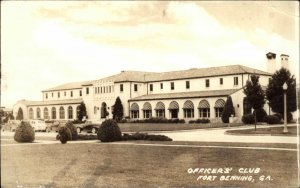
[282,82,288,133]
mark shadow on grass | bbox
[226,126,297,136]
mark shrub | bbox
[242,114,255,124]
[65,121,78,140]
[253,108,267,122]
[287,112,293,123]
[14,121,35,143]
[273,113,282,120]
[264,115,281,125]
[122,133,172,141]
[97,119,122,142]
[58,126,72,144]
[189,119,210,124]
[221,96,235,123]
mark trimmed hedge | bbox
[264,115,281,124]
[65,121,78,140]
[242,114,255,124]
[57,126,72,144]
[189,119,210,124]
[120,117,185,124]
[97,119,122,142]
[14,121,35,143]
[122,133,172,141]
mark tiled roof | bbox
[42,81,92,92]
[17,99,83,106]
[129,89,240,101]
[144,65,271,82]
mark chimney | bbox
[280,54,289,70]
[266,52,276,73]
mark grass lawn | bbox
[1,141,298,188]
[226,125,298,136]
[119,122,243,132]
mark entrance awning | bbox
[215,99,225,108]
[198,100,210,108]
[130,103,139,111]
[154,102,165,110]
[182,100,194,109]
[168,101,179,110]
[142,102,152,110]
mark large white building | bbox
[13,52,293,123]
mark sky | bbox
[1,1,299,108]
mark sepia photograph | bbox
[1,1,299,187]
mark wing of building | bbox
[12,53,293,123]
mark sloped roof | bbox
[129,89,240,101]
[144,65,271,82]
[42,80,92,92]
[17,99,83,106]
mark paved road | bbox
[151,125,298,144]
[1,125,298,144]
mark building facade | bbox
[13,53,294,123]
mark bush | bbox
[242,114,255,124]
[264,115,281,124]
[189,119,210,124]
[97,119,122,142]
[221,96,235,123]
[14,121,35,143]
[65,121,78,140]
[253,108,267,122]
[127,117,185,124]
[58,126,72,144]
[273,113,282,120]
[122,133,172,141]
[287,112,293,123]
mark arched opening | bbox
[29,108,34,119]
[198,100,210,118]
[68,106,73,119]
[51,107,56,119]
[168,101,179,119]
[142,102,152,119]
[101,102,108,119]
[59,106,65,119]
[155,102,165,118]
[215,99,225,118]
[130,103,139,119]
[36,108,41,119]
[44,107,49,120]
[183,100,194,118]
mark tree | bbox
[243,74,265,130]
[16,108,24,120]
[221,96,235,123]
[266,68,297,120]
[112,97,124,122]
[77,102,87,121]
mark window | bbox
[120,84,123,92]
[130,103,139,119]
[143,110,152,118]
[150,84,153,92]
[199,108,210,118]
[215,108,223,117]
[104,87,106,93]
[52,93,53,97]
[234,77,239,86]
[101,87,103,93]
[156,110,165,118]
[160,83,163,89]
[205,79,210,87]
[68,106,73,119]
[86,87,89,94]
[29,108,34,119]
[131,111,139,119]
[51,107,56,119]
[44,108,49,119]
[71,91,73,97]
[183,100,194,118]
[36,108,41,119]
[64,91,66,96]
[220,78,223,85]
[171,82,174,90]
[80,90,82,96]
[186,81,190,89]
[134,84,138,92]
[94,106,97,114]
[45,93,48,99]
[58,92,60,98]
[109,86,111,93]
[59,107,65,119]
[95,87,97,94]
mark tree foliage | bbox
[221,96,235,123]
[266,68,297,118]
[112,97,124,122]
[77,102,87,121]
[16,108,24,120]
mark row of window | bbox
[28,106,80,120]
[120,77,239,93]
[95,86,114,94]
[130,99,225,119]
[45,88,90,99]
